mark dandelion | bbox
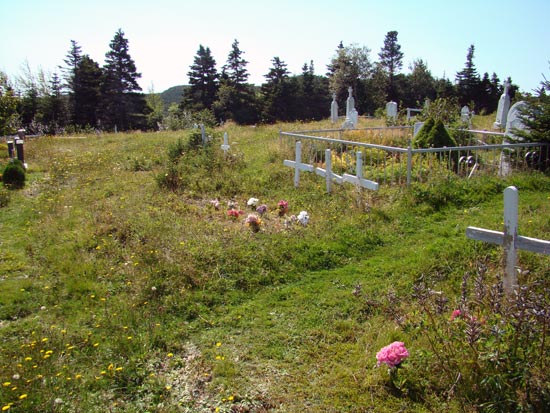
[216,342,222,347]
[167,353,174,357]
[18,394,27,400]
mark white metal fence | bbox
[280,127,549,187]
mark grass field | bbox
[1,117,549,412]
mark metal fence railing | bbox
[280,127,549,187]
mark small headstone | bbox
[6,140,14,158]
[505,101,529,140]
[351,108,359,126]
[461,106,470,122]
[386,101,398,120]
[330,93,338,123]
[493,79,511,130]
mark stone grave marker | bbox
[330,93,338,123]
[505,101,529,140]
[493,79,511,130]
[386,101,398,120]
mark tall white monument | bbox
[493,79,511,130]
[341,87,356,129]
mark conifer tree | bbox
[0,71,18,135]
[61,40,83,125]
[455,44,482,108]
[101,29,142,130]
[378,30,404,102]
[214,39,257,124]
[181,45,218,111]
[261,57,295,122]
[74,55,102,128]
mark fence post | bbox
[406,139,413,187]
[325,149,332,193]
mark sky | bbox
[1,0,549,95]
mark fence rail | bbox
[280,127,549,187]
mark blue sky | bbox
[1,0,549,94]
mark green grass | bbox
[0,118,549,412]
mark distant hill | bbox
[159,85,187,108]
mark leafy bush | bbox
[2,159,25,189]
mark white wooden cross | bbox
[342,151,379,191]
[283,141,314,187]
[314,149,343,193]
[466,186,550,293]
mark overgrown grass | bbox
[0,119,549,412]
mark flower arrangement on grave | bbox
[209,199,220,210]
[256,204,268,215]
[297,211,309,226]
[247,197,259,209]
[376,341,409,368]
[244,213,262,232]
[277,200,289,216]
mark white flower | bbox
[297,211,309,226]
[247,197,259,207]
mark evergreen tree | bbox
[181,45,218,111]
[74,55,102,128]
[101,29,142,130]
[378,30,404,102]
[223,39,249,86]
[61,40,83,125]
[261,57,295,122]
[40,72,66,133]
[406,59,436,107]
[0,71,18,135]
[213,39,257,124]
[455,44,482,108]
[517,68,550,145]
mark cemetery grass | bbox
[1,118,549,412]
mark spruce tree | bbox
[378,30,404,102]
[74,55,102,128]
[101,29,142,131]
[455,44,482,108]
[214,39,257,124]
[261,57,294,122]
[181,45,218,111]
[61,40,83,125]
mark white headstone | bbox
[413,122,425,137]
[505,101,529,140]
[493,79,511,130]
[461,106,470,122]
[330,93,339,123]
[386,101,398,120]
[341,87,356,129]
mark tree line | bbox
[0,30,524,135]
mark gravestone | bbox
[413,122,425,137]
[330,93,339,123]
[386,101,398,120]
[351,108,359,126]
[6,140,14,158]
[493,79,511,130]
[461,106,471,123]
[341,87,356,129]
[505,101,529,140]
[221,132,230,153]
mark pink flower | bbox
[277,200,289,216]
[450,309,462,321]
[376,341,409,368]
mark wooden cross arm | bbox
[466,226,550,255]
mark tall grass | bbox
[0,118,549,412]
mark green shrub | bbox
[2,159,26,189]
[413,118,456,149]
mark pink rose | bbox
[376,341,409,367]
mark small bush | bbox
[2,159,26,189]
[414,118,456,149]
